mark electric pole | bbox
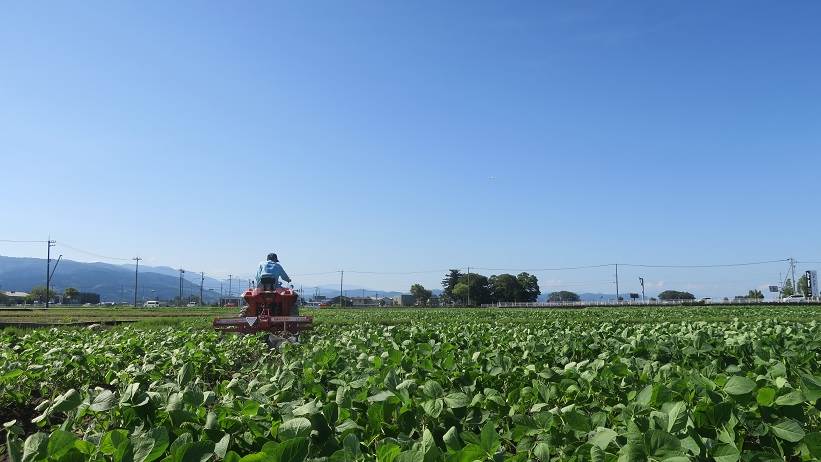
[639,277,645,302]
[45,239,55,308]
[467,266,470,307]
[200,272,204,306]
[790,257,797,293]
[179,269,185,306]
[340,270,344,307]
[228,274,232,297]
[133,257,141,307]
[615,263,619,302]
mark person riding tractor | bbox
[256,253,291,291]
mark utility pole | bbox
[790,257,797,293]
[179,269,185,306]
[466,266,471,307]
[340,270,344,307]
[45,239,55,308]
[639,277,645,302]
[228,274,232,297]
[133,257,141,307]
[614,263,620,302]
[200,272,204,306]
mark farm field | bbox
[2,307,821,461]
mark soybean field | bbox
[2,306,821,461]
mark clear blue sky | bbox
[2,2,820,297]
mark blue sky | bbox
[2,1,820,297]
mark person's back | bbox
[256,253,291,290]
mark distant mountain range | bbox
[0,256,415,303]
[0,256,226,303]
[1,255,630,304]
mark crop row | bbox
[1,310,820,461]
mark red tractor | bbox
[213,285,312,347]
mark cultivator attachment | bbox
[213,286,312,345]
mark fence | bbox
[481,298,821,308]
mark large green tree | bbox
[452,273,491,306]
[780,279,795,297]
[658,290,695,301]
[798,274,810,296]
[516,272,540,302]
[489,274,520,302]
[409,284,432,306]
[747,289,764,299]
[440,269,463,304]
[64,287,79,303]
[29,286,55,303]
[487,272,541,303]
[548,291,580,302]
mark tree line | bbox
[409,269,541,306]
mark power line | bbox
[0,239,48,243]
[473,264,614,272]
[619,259,789,269]
[57,242,132,261]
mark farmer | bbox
[255,253,291,290]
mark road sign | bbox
[808,270,818,297]
[768,285,779,293]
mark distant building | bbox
[69,292,100,304]
[393,294,416,306]
[219,296,244,307]
[349,296,380,307]
[1,291,29,305]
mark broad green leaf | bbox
[101,430,130,456]
[22,433,48,462]
[666,402,687,433]
[420,429,440,462]
[172,441,213,462]
[800,373,821,402]
[132,427,169,462]
[279,418,313,439]
[564,410,591,432]
[456,444,485,462]
[588,427,617,450]
[723,376,756,396]
[711,443,739,462]
[47,430,77,459]
[422,381,443,398]
[805,432,821,459]
[421,399,443,418]
[756,387,775,407]
[268,437,309,462]
[368,391,396,403]
[7,434,23,462]
[636,385,654,405]
[90,389,117,412]
[775,390,805,406]
[590,445,605,462]
[479,422,500,453]
[644,430,681,459]
[214,434,230,460]
[177,363,193,387]
[533,442,550,461]
[443,392,469,409]
[377,442,401,462]
[770,419,805,442]
[443,427,462,451]
[238,453,272,462]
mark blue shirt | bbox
[255,260,291,287]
